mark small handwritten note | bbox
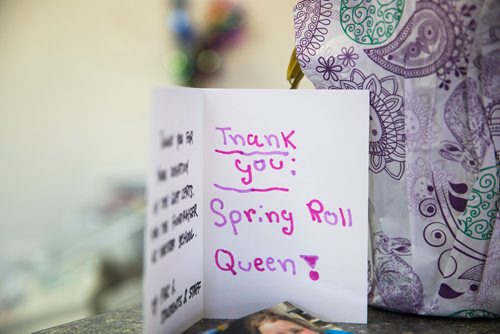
[145,88,370,333]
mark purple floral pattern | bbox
[467,219,500,312]
[404,92,439,153]
[337,46,359,67]
[364,0,477,90]
[477,49,500,101]
[406,158,449,216]
[294,0,333,67]
[315,56,342,81]
[293,0,500,318]
[440,79,490,173]
[486,102,500,144]
[333,69,405,180]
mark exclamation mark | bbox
[300,255,320,281]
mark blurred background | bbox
[0,0,313,332]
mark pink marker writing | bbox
[215,127,297,149]
[215,248,297,276]
[305,199,353,227]
[210,197,295,236]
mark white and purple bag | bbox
[293,0,500,317]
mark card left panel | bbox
[144,88,204,334]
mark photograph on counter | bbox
[199,301,351,334]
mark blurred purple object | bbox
[167,0,246,86]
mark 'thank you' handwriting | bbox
[213,127,297,193]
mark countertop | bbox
[34,304,499,334]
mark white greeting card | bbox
[145,88,370,334]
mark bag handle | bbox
[287,48,304,89]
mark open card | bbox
[145,88,369,333]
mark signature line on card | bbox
[214,149,289,157]
[213,184,290,193]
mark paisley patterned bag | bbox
[293,0,500,317]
